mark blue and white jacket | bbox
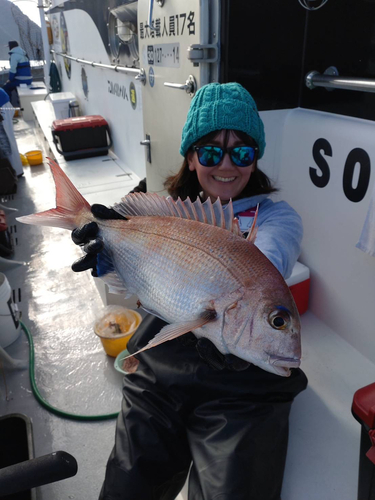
[8,47,32,84]
[0,88,10,108]
[232,195,303,279]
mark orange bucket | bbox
[94,307,142,357]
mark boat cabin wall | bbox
[49,1,146,179]
[264,109,375,364]
[222,0,375,362]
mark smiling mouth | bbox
[213,176,236,183]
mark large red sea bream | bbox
[17,159,301,376]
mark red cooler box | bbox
[285,261,310,315]
[352,383,375,500]
[0,210,13,257]
[52,115,112,161]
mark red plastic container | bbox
[352,382,375,499]
[52,115,112,161]
[0,210,7,232]
[0,209,13,257]
[285,261,310,315]
[289,279,310,315]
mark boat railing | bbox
[50,50,146,84]
[306,66,375,93]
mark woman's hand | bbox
[71,204,126,276]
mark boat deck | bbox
[1,110,375,499]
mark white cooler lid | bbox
[285,261,310,286]
[49,92,76,103]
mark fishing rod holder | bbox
[306,66,375,93]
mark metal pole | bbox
[38,0,51,87]
[306,69,375,93]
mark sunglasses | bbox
[193,145,258,167]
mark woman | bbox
[72,82,308,500]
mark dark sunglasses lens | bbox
[198,146,223,167]
[231,147,255,166]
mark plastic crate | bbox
[52,115,112,161]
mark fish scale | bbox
[100,217,244,322]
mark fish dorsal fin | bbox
[112,193,241,235]
[246,204,259,243]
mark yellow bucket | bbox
[94,308,142,357]
[25,150,43,166]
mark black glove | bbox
[71,204,126,276]
[128,178,147,194]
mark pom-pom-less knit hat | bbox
[8,41,19,50]
[180,82,266,158]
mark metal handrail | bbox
[306,67,375,93]
[51,50,146,83]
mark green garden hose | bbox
[20,321,119,421]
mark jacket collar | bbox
[232,195,269,214]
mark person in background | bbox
[72,82,308,500]
[0,87,23,176]
[0,88,12,160]
[2,41,32,100]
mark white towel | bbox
[356,181,375,257]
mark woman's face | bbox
[187,130,256,204]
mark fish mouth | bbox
[260,353,301,377]
[268,354,301,368]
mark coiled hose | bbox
[21,321,119,421]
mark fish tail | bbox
[16,158,91,230]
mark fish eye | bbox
[273,316,286,328]
[269,310,290,330]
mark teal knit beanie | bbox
[180,82,266,158]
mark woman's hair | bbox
[164,129,277,201]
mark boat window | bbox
[222,0,375,121]
[108,2,139,68]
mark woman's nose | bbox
[218,152,235,169]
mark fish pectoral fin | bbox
[125,310,217,358]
